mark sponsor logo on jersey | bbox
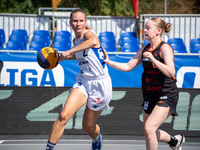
[147,86,162,91]
[80,68,92,74]
[143,58,149,61]
[144,101,149,110]
[78,58,89,65]
[94,98,103,104]
[153,51,158,57]
[158,100,164,103]
[159,96,167,100]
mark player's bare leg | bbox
[48,88,87,144]
[82,105,103,150]
[143,105,172,150]
[82,105,102,139]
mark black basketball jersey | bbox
[141,40,178,102]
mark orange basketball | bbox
[37,47,59,70]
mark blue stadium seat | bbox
[167,38,187,53]
[99,31,115,39]
[101,42,117,52]
[121,36,139,45]
[190,38,200,53]
[0,29,5,44]
[0,36,3,49]
[170,43,187,53]
[99,36,117,45]
[9,34,27,50]
[54,36,65,42]
[32,35,50,46]
[54,36,71,48]
[120,36,140,52]
[98,32,117,52]
[120,32,136,45]
[28,41,48,51]
[4,41,24,50]
[53,42,71,51]
[167,38,184,45]
[34,30,50,37]
[12,29,29,44]
[193,44,200,53]
[54,31,71,47]
[121,32,136,38]
[33,30,51,45]
[55,31,71,38]
[121,43,140,52]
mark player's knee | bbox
[58,112,71,123]
[144,124,154,137]
[82,123,93,132]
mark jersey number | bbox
[83,50,88,57]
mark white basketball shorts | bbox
[71,74,112,111]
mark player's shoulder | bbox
[160,42,174,56]
[84,30,98,41]
[160,42,172,50]
[84,30,96,36]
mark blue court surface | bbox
[0,135,200,150]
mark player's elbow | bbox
[167,70,175,78]
[92,38,99,47]
[169,73,175,78]
[120,67,133,72]
[124,69,132,72]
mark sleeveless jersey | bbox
[74,30,109,78]
[141,40,178,101]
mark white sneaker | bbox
[170,134,185,150]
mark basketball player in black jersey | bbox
[103,18,185,150]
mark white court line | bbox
[1,139,200,145]
[0,144,145,147]
[0,140,200,149]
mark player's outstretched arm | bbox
[104,47,143,72]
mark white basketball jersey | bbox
[74,30,109,78]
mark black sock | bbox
[168,135,178,147]
[46,141,56,150]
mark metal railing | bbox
[0,11,136,51]
[1,11,200,53]
[0,13,51,46]
[139,14,200,52]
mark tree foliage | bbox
[138,0,200,14]
[0,0,51,14]
[0,0,199,15]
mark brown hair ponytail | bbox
[150,18,172,37]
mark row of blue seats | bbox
[29,30,71,51]
[99,31,200,53]
[0,29,72,51]
[0,30,139,52]
[144,38,200,53]
[1,29,200,53]
[0,29,50,50]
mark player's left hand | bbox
[143,51,155,62]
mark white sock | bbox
[92,134,99,143]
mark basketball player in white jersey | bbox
[45,9,112,150]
